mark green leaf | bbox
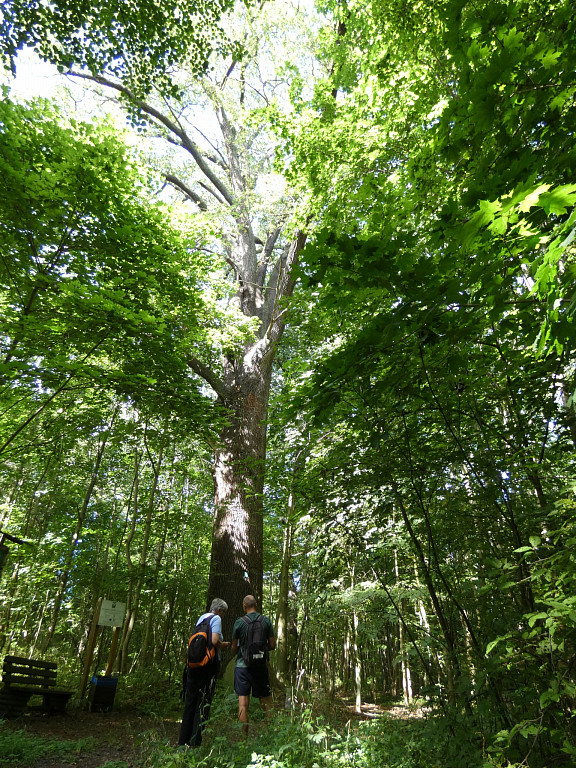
[538,185,576,215]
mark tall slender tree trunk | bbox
[275,450,303,687]
[118,448,140,673]
[275,513,294,686]
[43,409,117,650]
[349,565,362,713]
[395,549,413,705]
[121,436,164,673]
[352,610,362,713]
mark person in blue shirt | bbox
[178,598,230,747]
[231,595,275,737]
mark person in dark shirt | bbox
[231,594,276,737]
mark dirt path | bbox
[2,695,423,767]
[2,707,180,768]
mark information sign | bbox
[98,600,126,628]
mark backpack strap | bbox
[242,613,261,624]
[196,611,215,628]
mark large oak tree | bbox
[1,0,316,632]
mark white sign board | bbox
[98,600,126,628]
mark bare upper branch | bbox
[259,230,306,342]
[68,71,235,206]
[164,173,208,210]
[186,356,230,400]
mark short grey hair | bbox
[210,598,228,613]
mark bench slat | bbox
[5,667,57,677]
[3,673,57,687]
[3,655,57,671]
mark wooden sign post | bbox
[98,600,126,677]
[79,598,103,698]
[105,627,121,677]
[79,599,126,698]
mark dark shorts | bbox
[234,665,271,699]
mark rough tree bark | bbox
[197,228,307,633]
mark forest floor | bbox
[2,695,424,768]
[2,706,172,768]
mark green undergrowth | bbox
[135,691,510,768]
[0,721,97,766]
[1,690,551,768]
[116,668,181,717]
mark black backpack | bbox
[241,614,268,667]
[187,614,216,669]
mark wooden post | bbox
[0,530,29,578]
[0,543,9,576]
[105,627,121,677]
[79,598,103,698]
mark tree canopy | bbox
[1,1,576,767]
[1,0,235,93]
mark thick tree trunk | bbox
[207,356,272,633]
[198,225,305,631]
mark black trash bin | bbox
[88,675,118,712]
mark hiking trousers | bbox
[178,661,218,747]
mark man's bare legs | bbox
[239,694,273,737]
[239,695,250,737]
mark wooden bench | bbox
[0,655,73,718]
